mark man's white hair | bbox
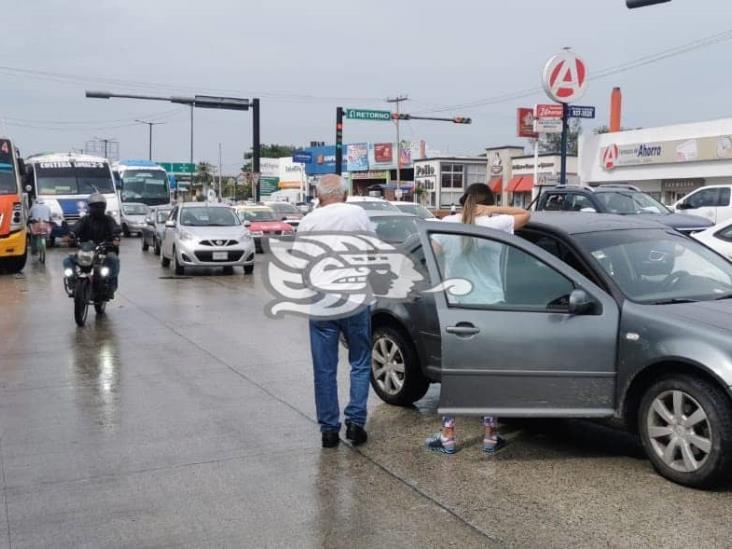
[316,174,347,200]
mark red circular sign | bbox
[543,50,588,104]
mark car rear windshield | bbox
[239,209,276,221]
[269,203,299,214]
[576,229,732,303]
[372,215,419,243]
[595,191,670,215]
[180,207,239,227]
[351,201,400,212]
[395,203,435,219]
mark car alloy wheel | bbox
[372,335,406,396]
[646,390,712,473]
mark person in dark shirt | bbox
[63,193,122,294]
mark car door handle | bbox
[445,323,480,336]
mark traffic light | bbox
[626,0,670,8]
[391,113,411,120]
[452,117,472,124]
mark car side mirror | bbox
[568,288,595,315]
[676,201,691,210]
[17,158,26,176]
[25,184,33,193]
[165,220,176,228]
[243,220,251,228]
[147,219,155,226]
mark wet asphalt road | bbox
[1,240,732,548]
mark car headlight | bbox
[179,230,194,241]
[283,230,294,236]
[76,250,95,267]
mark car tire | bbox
[244,264,254,275]
[638,374,732,489]
[160,249,170,268]
[142,237,149,252]
[370,325,429,406]
[173,248,184,276]
[153,239,161,256]
[122,224,130,237]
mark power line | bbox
[412,27,732,114]
[2,107,185,127]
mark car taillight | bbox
[10,203,23,231]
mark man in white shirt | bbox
[297,175,373,449]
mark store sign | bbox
[568,105,595,119]
[415,164,435,177]
[601,135,732,171]
[292,151,312,163]
[534,104,564,134]
[353,170,389,180]
[347,143,369,171]
[345,109,392,122]
[542,50,587,103]
[517,108,538,138]
[373,143,393,163]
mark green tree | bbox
[539,119,582,156]
[242,144,297,172]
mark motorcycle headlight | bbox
[64,268,74,278]
[76,250,95,267]
[100,266,110,277]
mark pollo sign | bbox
[543,50,587,103]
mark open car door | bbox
[418,221,619,417]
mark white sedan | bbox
[692,219,732,261]
[160,203,256,275]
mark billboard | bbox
[347,143,369,172]
[373,143,393,164]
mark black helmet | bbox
[87,193,107,206]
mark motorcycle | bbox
[63,241,115,327]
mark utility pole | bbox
[252,98,261,202]
[190,105,195,198]
[135,120,165,160]
[335,107,344,176]
[218,142,223,202]
[387,95,408,194]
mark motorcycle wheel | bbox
[94,301,107,315]
[74,278,90,327]
[38,236,46,264]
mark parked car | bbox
[389,201,436,219]
[673,185,732,225]
[371,212,732,488]
[235,206,294,253]
[692,218,732,261]
[160,202,255,275]
[536,185,712,235]
[367,211,420,244]
[121,202,151,236]
[141,206,172,255]
[263,201,303,230]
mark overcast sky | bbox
[3,0,732,172]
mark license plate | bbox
[212,252,228,261]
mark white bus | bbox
[25,153,120,243]
[113,160,171,207]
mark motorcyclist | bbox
[63,193,122,295]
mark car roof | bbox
[122,202,148,207]
[235,205,273,211]
[526,212,668,235]
[366,211,417,218]
[347,196,387,202]
[180,202,232,208]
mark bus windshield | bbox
[35,161,114,195]
[0,139,17,195]
[120,169,169,205]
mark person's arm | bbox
[108,216,122,244]
[68,217,86,241]
[474,205,531,230]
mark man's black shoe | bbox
[345,422,368,446]
[322,431,340,448]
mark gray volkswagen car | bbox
[371,213,732,488]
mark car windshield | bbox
[595,191,670,215]
[269,203,299,214]
[156,209,172,223]
[371,215,419,243]
[123,204,149,215]
[394,203,435,219]
[239,209,276,221]
[351,201,400,212]
[35,162,115,195]
[180,207,239,227]
[576,229,732,304]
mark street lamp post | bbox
[135,119,165,160]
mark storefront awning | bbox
[508,176,534,193]
[489,177,502,193]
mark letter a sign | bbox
[542,50,588,104]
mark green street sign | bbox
[345,108,392,122]
[259,176,279,196]
[157,162,196,173]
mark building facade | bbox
[413,157,487,208]
[579,117,732,204]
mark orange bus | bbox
[0,137,27,273]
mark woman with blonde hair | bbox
[426,183,530,454]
